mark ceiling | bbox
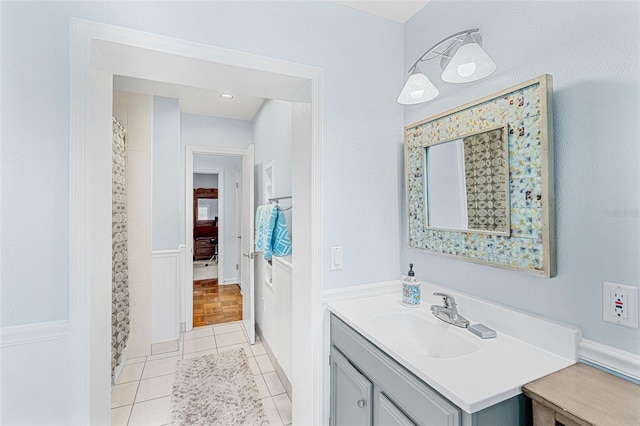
[113,1,429,121]
[114,76,266,121]
[332,0,429,23]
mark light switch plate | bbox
[602,282,639,329]
[330,246,343,271]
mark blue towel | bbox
[271,210,292,258]
[255,205,292,261]
[255,204,278,260]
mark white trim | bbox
[0,320,69,347]
[322,280,400,304]
[151,248,182,256]
[580,338,640,381]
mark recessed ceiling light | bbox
[219,93,234,100]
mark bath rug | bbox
[170,348,268,425]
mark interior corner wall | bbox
[194,173,218,189]
[251,99,293,336]
[152,96,181,251]
[402,1,640,354]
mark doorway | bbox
[71,19,322,424]
[192,160,243,327]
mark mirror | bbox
[197,198,218,220]
[193,188,218,225]
[405,75,555,277]
[425,125,509,235]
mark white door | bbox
[240,145,256,344]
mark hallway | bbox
[111,322,291,425]
[193,280,243,327]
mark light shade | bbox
[441,41,496,83]
[397,69,439,105]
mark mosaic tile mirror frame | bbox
[405,75,556,277]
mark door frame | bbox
[70,18,324,425]
[187,148,239,331]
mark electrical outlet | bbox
[602,282,638,329]
[611,292,628,319]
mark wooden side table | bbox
[522,363,640,426]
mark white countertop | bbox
[327,283,580,413]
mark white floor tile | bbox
[126,356,147,365]
[183,326,213,341]
[146,349,182,362]
[216,342,252,355]
[263,371,286,396]
[183,336,216,354]
[110,404,132,426]
[141,356,180,379]
[213,322,243,335]
[215,331,247,347]
[151,340,179,355]
[182,348,217,360]
[135,374,175,403]
[128,396,171,426]
[116,363,145,384]
[250,342,267,356]
[273,393,292,425]
[253,374,270,399]
[111,382,138,408]
[247,357,261,375]
[261,397,284,426]
[255,354,275,373]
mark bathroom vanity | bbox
[327,285,580,426]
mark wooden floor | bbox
[193,279,243,327]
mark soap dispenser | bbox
[402,264,421,307]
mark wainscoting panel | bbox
[151,249,181,343]
[271,257,293,379]
[1,321,73,425]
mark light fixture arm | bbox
[407,28,480,74]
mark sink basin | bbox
[367,311,482,359]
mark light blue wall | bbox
[0,1,403,326]
[253,99,293,218]
[182,113,252,283]
[401,1,640,354]
[252,99,293,331]
[194,173,218,189]
[152,96,181,251]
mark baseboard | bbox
[222,278,239,285]
[256,325,292,399]
[322,280,400,303]
[580,338,640,383]
[0,320,69,347]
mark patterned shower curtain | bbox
[112,117,130,379]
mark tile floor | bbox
[111,321,292,425]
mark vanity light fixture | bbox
[397,29,496,105]
[219,93,234,100]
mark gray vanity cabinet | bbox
[375,392,416,426]
[330,347,373,425]
[330,314,528,426]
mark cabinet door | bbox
[330,347,373,426]
[375,392,417,426]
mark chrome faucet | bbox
[431,293,470,328]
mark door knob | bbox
[243,252,258,260]
[357,399,365,408]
